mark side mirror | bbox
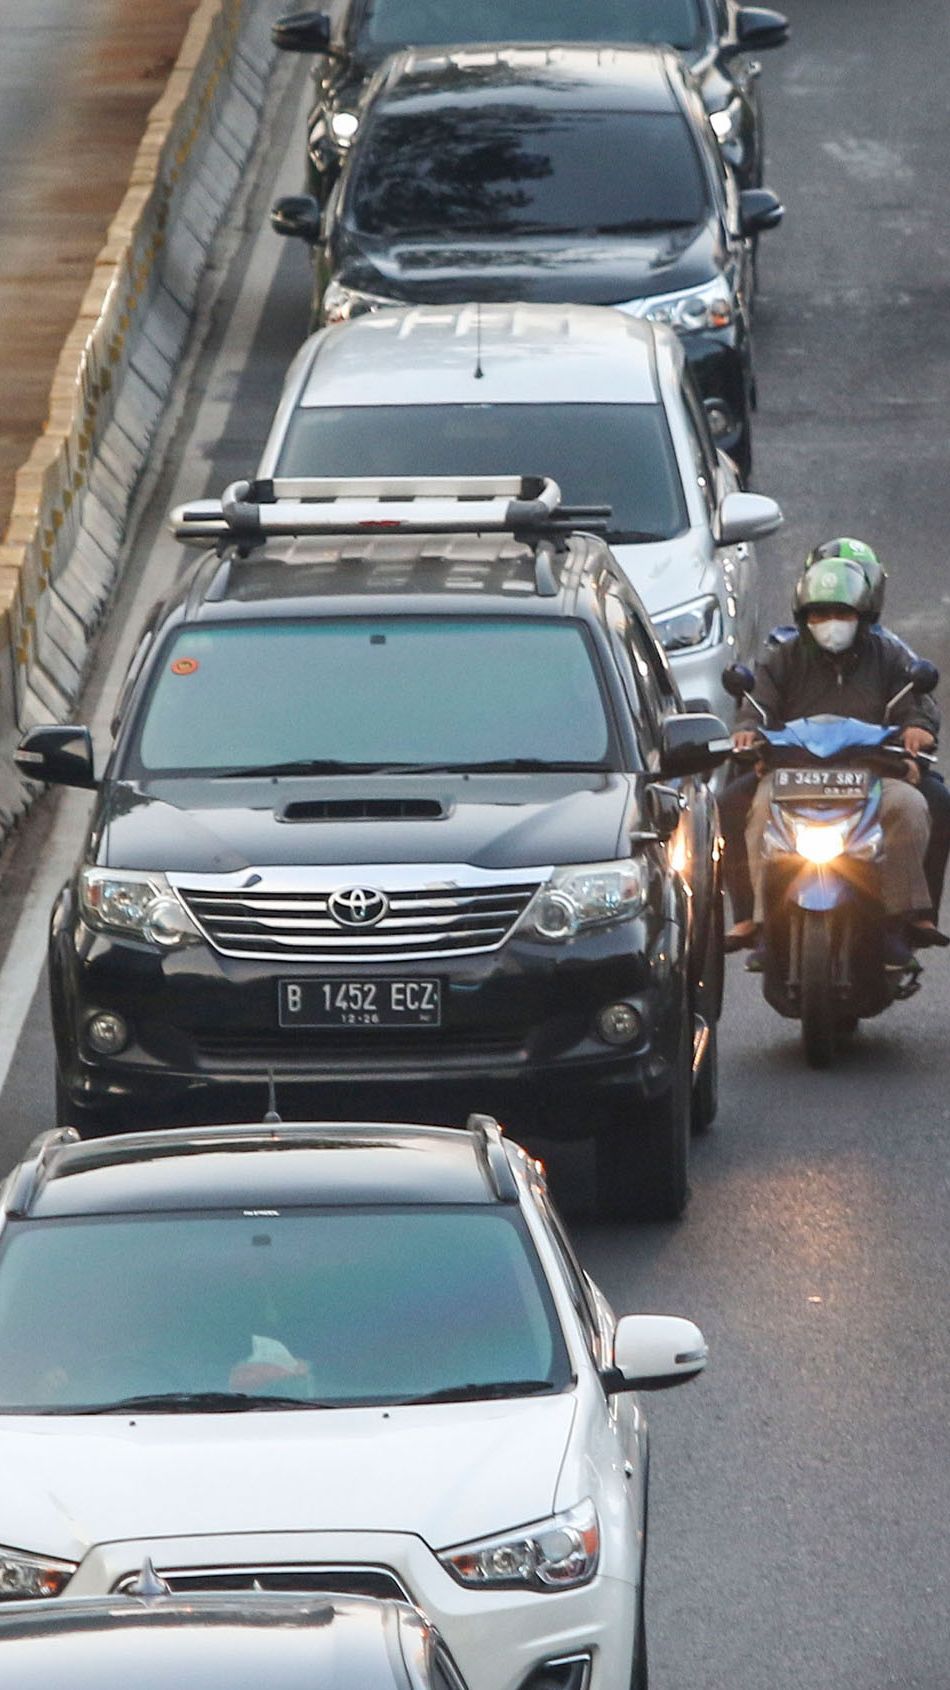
[739,188,784,238]
[722,663,755,700]
[735,6,790,51]
[644,783,683,842]
[604,1315,708,1393]
[271,9,332,52]
[271,195,323,244]
[718,490,783,545]
[659,713,732,779]
[910,660,940,695]
[15,726,97,790]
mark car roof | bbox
[295,304,661,410]
[0,1593,422,1688]
[6,1121,520,1219]
[378,43,683,114]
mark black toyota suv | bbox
[270,46,783,479]
[17,476,730,1219]
[274,0,788,198]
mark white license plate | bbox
[773,767,870,801]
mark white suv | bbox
[0,1119,708,1690]
[256,302,781,724]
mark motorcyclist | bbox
[723,554,948,966]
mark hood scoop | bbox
[281,797,447,823]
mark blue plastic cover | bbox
[762,716,892,757]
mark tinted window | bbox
[0,1209,572,1411]
[351,108,708,237]
[132,618,616,775]
[277,404,687,543]
[359,0,705,51]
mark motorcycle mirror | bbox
[910,660,939,695]
[722,663,755,700]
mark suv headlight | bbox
[0,1546,76,1599]
[620,275,733,332]
[709,97,743,146]
[79,868,201,948]
[653,595,723,654]
[439,1500,599,1591]
[521,859,647,942]
[322,280,396,324]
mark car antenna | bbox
[474,301,484,380]
[264,1068,282,1125]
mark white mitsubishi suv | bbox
[0,1118,708,1690]
[256,301,781,725]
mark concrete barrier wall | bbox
[0,0,279,841]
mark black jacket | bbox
[737,626,940,740]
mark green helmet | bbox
[793,556,874,621]
[804,537,886,619]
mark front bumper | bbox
[52,896,687,1137]
[62,1529,639,1690]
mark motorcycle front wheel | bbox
[800,909,836,1068]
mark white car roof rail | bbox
[169,475,610,546]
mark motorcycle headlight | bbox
[79,868,201,948]
[620,275,733,333]
[439,1500,599,1591]
[793,821,849,865]
[709,97,743,146]
[328,109,359,146]
[653,595,723,655]
[521,859,647,942]
[321,280,397,324]
[0,1546,76,1600]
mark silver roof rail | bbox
[4,1127,81,1218]
[169,475,610,546]
[465,1113,518,1203]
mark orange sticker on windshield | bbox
[171,657,199,676]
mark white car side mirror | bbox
[718,491,783,545]
[606,1314,708,1393]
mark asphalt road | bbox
[0,3,948,1686]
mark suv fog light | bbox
[704,401,733,439]
[87,1012,129,1055]
[596,1003,642,1046]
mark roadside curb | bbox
[0,0,279,842]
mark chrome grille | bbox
[114,1564,409,1599]
[176,875,541,962]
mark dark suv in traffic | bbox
[18,476,729,1218]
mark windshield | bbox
[0,1208,572,1412]
[131,618,616,776]
[276,404,687,544]
[357,0,706,52]
[351,108,708,238]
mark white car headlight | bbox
[439,1499,599,1591]
[709,97,743,146]
[521,859,648,942]
[0,1546,76,1600]
[654,595,724,655]
[619,275,733,333]
[79,868,201,948]
[321,280,397,324]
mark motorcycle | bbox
[722,660,939,1066]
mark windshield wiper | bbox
[402,1379,559,1405]
[381,758,606,774]
[213,759,373,779]
[76,1391,329,1415]
[604,529,666,544]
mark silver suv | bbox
[256,305,781,722]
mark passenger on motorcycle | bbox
[725,555,948,966]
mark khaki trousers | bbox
[747,774,931,920]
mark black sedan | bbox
[272,45,783,477]
[275,0,788,196]
[0,1590,469,1690]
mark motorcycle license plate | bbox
[772,767,870,801]
[279,978,441,1028]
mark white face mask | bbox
[809,617,858,654]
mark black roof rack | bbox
[170,475,611,554]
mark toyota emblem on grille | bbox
[328,886,389,928]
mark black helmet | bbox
[803,537,885,619]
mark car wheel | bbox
[632,1597,648,1690]
[594,1011,691,1222]
[691,890,724,1134]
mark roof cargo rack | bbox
[169,475,610,546]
